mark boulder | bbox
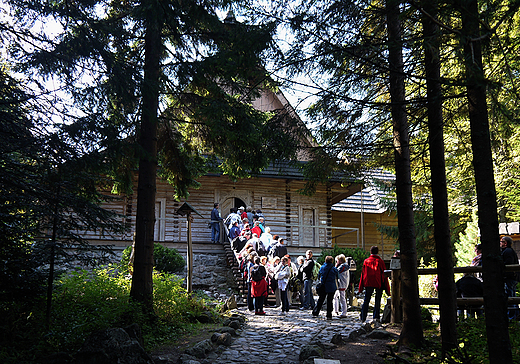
[176,354,201,364]
[331,333,345,345]
[227,320,241,330]
[226,295,237,310]
[210,332,232,346]
[347,329,364,342]
[184,339,213,359]
[74,327,153,364]
[299,344,323,362]
[302,357,321,364]
[194,311,214,323]
[124,323,145,347]
[367,329,397,340]
[216,326,237,336]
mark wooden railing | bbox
[389,263,520,323]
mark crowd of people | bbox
[220,204,520,322]
[222,205,365,319]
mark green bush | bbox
[418,259,438,299]
[0,266,219,363]
[120,243,185,274]
[317,246,370,280]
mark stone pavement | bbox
[208,306,366,364]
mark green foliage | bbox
[418,259,438,299]
[317,246,369,281]
[120,243,186,274]
[455,210,480,267]
[0,266,219,362]
[421,307,436,330]
[391,318,520,363]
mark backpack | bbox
[256,240,266,256]
[251,265,263,282]
[288,275,302,292]
[312,261,321,281]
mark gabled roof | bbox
[208,160,364,201]
[332,169,395,214]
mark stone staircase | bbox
[222,226,278,306]
[221,228,248,303]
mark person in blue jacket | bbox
[312,255,339,320]
[210,202,223,244]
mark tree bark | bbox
[130,0,164,309]
[421,0,458,354]
[385,0,424,347]
[459,0,512,362]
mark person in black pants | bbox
[312,255,338,320]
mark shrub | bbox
[317,246,370,280]
[0,266,219,362]
[120,243,185,274]
[418,259,438,299]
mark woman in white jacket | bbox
[334,254,350,317]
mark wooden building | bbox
[82,90,363,255]
[331,169,398,259]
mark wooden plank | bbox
[420,297,520,305]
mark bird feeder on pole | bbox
[175,202,204,293]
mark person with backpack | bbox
[245,252,258,312]
[300,250,316,310]
[312,255,339,320]
[250,256,268,315]
[269,238,288,259]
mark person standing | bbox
[501,236,519,320]
[275,256,292,314]
[251,256,268,315]
[312,255,338,319]
[210,202,223,244]
[358,246,390,322]
[471,243,483,281]
[334,254,350,317]
[229,220,240,240]
[269,238,287,259]
[245,252,258,312]
[300,250,316,310]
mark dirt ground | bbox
[151,323,402,364]
[323,324,402,364]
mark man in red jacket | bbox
[359,246,390,322]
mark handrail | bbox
[389,264,520,323]
[217,220,360,247]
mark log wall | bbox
[83,174,334,250]
[331,210,398,259]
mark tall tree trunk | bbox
[130,1,164,309]
[459,0,512,362]
[421,0,458,355]
[386,0,424,347]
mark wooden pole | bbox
[391,268,402,323]
[187,213,193,293]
